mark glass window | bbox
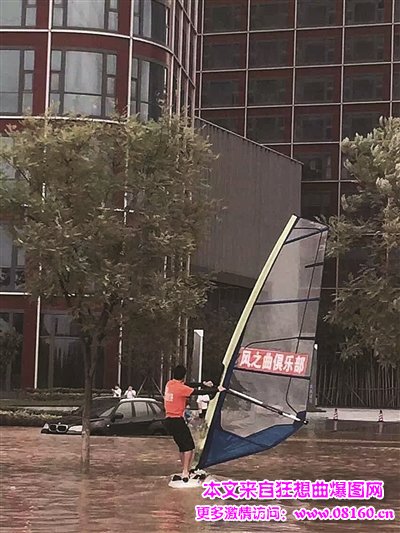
[50,50,116,118]
[150,402,163,415]
[249,35,291,68]
[92,398,119,417]
[301,183,338,218]
[342,111,382,138]
[250,0,291,30]
[302,153,332,181]
[202,79,241,107]
[189,29,195,78]
[131,57,166,120]
[134,402,149,417]
[296,34,339,65]
[0,225,25,291]
[396,0,400,22]
[296,74,336,103]
[204,2,246,32]
[393,102,400,116]
[345,33,386,63]
[395,27,400,61]
[133,0,169,45]
[393,67,400,100]
[115,402,133,417]
[200,111,244,135]
[182,22,188,70]
[295,149,337,181]
[0,0,36,27]
[52,0,118,31]
[248,73,292,105]
[247,112,289,143]
[203,41,245,70]
[174,11,180,58]
[0,49,34,114]
[297,0,337,28]
[344,72,385,101]
[345,0,385,25]
[295,114,333,141]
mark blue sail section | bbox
[196,215,328,470]
[199,413,305,469]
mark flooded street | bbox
[1,426,399,532]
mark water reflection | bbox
[0,427,399,532]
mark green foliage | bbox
[0,323,23,373]
[0,113,216,376]
[326,117,400,364]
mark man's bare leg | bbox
[181,449,194,478]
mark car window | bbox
[73,397,118,417]
[149,403,163,416]
[93,399,119,417]
[100,405,116,417]
[134,401,149,417]
[115,402,133,418]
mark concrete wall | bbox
[193,119,302,287]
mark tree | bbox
[326,117,400,365]
[0,319,23,380]
[120,305,183,389]
[0,113,215,471]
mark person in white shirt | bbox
[124,385,136,399]
[112,384,122,398]
[196,394,210,418]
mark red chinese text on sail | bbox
[235,348,309,377]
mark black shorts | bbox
[164,417,195,452]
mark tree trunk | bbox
[81,347,92,473]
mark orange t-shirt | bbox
[164,379,194,418]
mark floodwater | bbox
[0,426,399,532]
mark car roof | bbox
[120,397,160,403]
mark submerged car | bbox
[41,396,167,436]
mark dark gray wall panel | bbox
[194,119,301,287]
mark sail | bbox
[196,215,328,469]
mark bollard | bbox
[333,408,338,431]
[378,410,384,434]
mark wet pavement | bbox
[0,426,399,532]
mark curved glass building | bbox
[0,0,197,121]
[0,0,198,389]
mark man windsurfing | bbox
[164,364,224,482]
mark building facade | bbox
[197,0,400,297]
[0,0,301,390]
[196,0,400,406]
[0,0,198,390]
